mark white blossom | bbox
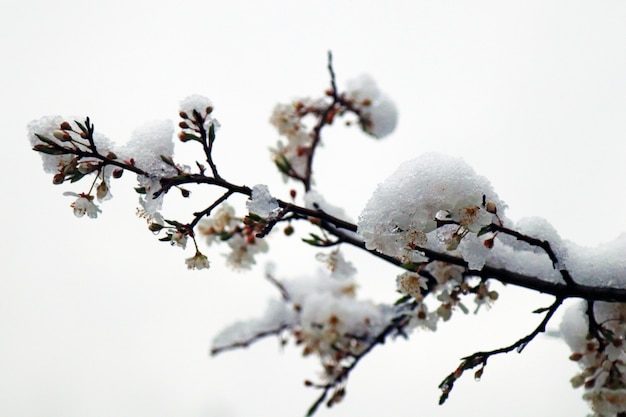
[63,192,101,219]
[358,153,503,267]
[345,74,398,138]
[225,234,269,270]
[185,252,210,270]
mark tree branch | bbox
[438,297,564,404]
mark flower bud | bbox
[53,130,71,141]
[52,173,65,184]
[59,121,72,130]
[148,222,164,232]
[570,374,585,388]
[96,181,109,201]
[284,225,294,236]
[485,201,497,214]
[112,169,124,178]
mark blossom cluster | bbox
[30,66,626,417]
[358,153,503,269]
[395,262,498,332]
[562,302,626,417]
[212,251,388,387]
[269,75,397,183]
[198,203,269,270]
[345,74,398,139]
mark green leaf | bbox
[181,133,200,142]
[160,155,176,167]
[32,144,68,155]
[134,186,147,194]
[394,294,412,305]
[164,219,184,229]
[208,123,216,142]
[219,232,233,241]
[246,213,263,222]
[34,133,58,146]
[68,172,86,183]
[273,153,292,174]
[74,120,87,133]
[302,234,324,246]
[476,225,493,237]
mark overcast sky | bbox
[2,1,626,416]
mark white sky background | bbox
[2,1,626,416]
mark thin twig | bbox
[437,297,563,404]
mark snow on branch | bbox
[28,52,626,417]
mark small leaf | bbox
[180,133,200,142]
[160,155,176,167]
[68,172,86,183]
[33,144,69,155]
[164,219,184,229]
[208,123,216,142]
[134,186,147,194]
[394,294,412,305]
[74,120,87,133]
[34,133,58,146]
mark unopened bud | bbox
[112,169,123,179]
[569,352,583,361]
[180,188,190,198]
[106,152,117,159]
[290,189,297,199]
[52,173,65,184]
[446,234,462,251]
[179,121,189,129]
[570,374,585,388]
[96,181,109,200]
[148,223,164,232]
[53,130,71,141]
[284,225,294,236]
[179,111,189,119]
[483,237,494,249]
[485,201,497,214]
[584,378,596,389]
[59,121,72,130]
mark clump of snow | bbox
[118,120,175,177]
[485,239,563,283]
[509,217,568,267]
[346,74,398,138]
[304,189,352,222]
[212,269,388,365]
[559,300,589,353]
[358,153,504,265]
[565,234,626,287]
[211,299,296,352]
[247,184,280,219]
[28,116,113,174]
[179,94,213,117]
